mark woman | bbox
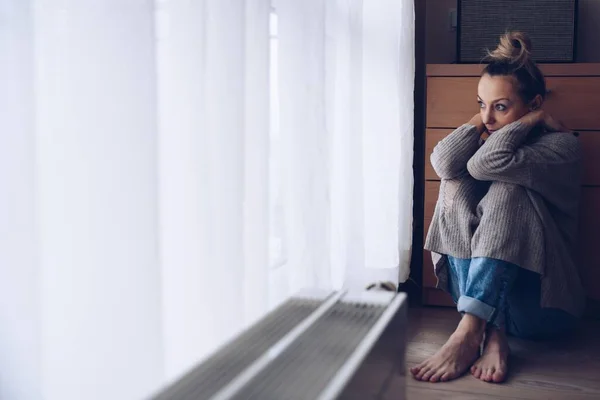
[411,32,585,384]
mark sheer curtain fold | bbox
[1,1,164,400]
[277,0,331,297]
[157,0,271,381]
[0,3,40,400]
[276,0,414,292]
[0,0,413,399]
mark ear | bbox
[529,94,543,111]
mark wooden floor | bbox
[406,307,600,400]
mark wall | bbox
[426,0,600,64]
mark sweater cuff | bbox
[462,123,482,135]
[485,120,532,149]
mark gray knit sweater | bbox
[425,120,585,317]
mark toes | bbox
[440,372,451,382]
[430,371,444,383]
[477,368,486,380]
[411,363,425,378]
[415,366,430,381]
[471,365,482,379]
[484,368,494,382]
[492,369,507,383]
[421,368,436,382]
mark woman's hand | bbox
[467,114,485,134]
[519,110,572,133]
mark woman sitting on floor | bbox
[411,32,585,384]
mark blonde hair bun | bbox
[486,31,532,68]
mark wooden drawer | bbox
[579,132,600,186]
[579,188,600,301]
[427,77,600,131]
[423,288,455,307]
[425,129,600,186]
[544,78,600,131]
[426,77,478,128]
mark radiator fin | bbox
[153,297,324,400]
[230,301,387,400]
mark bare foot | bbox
[471,327,509,383]
[410,314,485,383]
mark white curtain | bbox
[1,1,164,400]
[155,0,272,383]
[0,0,413,399]
[272,0,414,303]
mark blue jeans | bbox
[447,256,578,339]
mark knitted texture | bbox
[425,121,586,317]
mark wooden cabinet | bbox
[422,64,600,306]
[427,76,600,130]
[579,188,600,300]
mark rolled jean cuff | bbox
[457,295,496,322]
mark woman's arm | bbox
[430,114,485,179]
[467,111,582,206]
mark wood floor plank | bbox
[405,307,600,400]
[407,386,513,400]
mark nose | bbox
[482,108,495,126]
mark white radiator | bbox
[150,290,408,400]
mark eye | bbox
[478,101,485,109]
[495,104,507,111]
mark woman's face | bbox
[477,74,530,134]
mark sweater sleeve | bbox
[430,124,482,179]
[467,120,582,207]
